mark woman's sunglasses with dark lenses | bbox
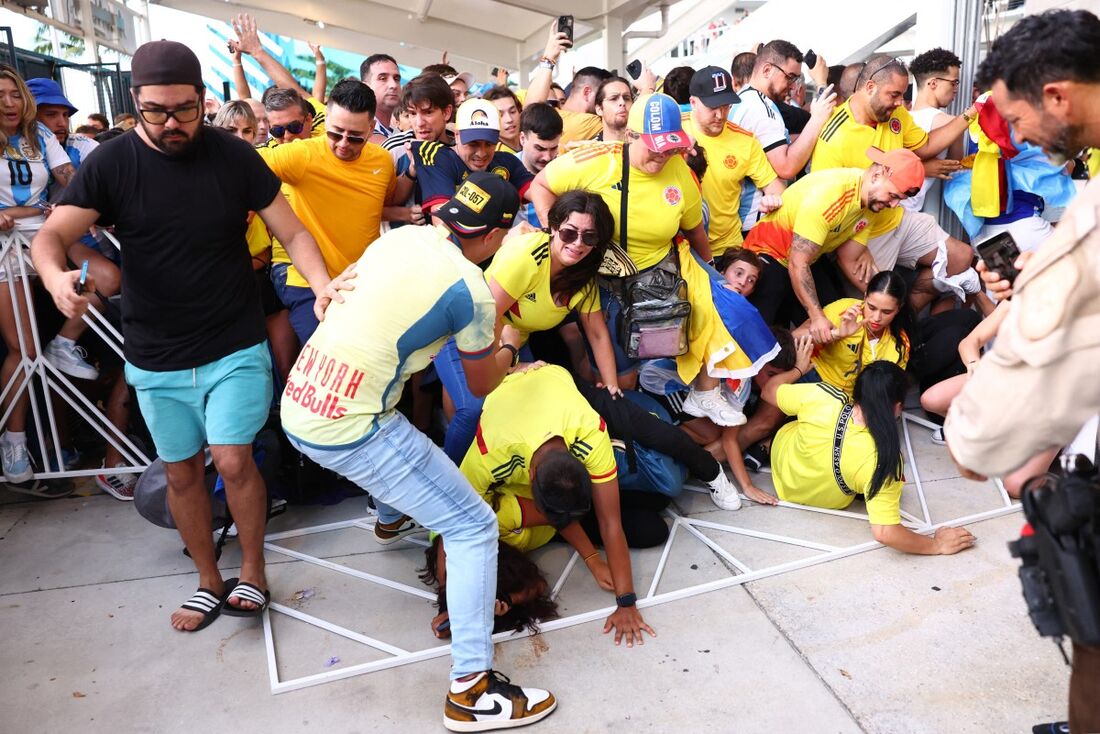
[138,105,201,125]
[326,130,368,145]
[556,226,600,247]
[270,119,306,138]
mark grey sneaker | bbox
[682,387,746,427]
[2,441,33,483]
[44,337,99,380]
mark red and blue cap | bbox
[628,93,692,153]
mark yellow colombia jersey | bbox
[557,108,603,146]
[486,231,600,342]
[543,141,703,270]
[459,365,618,552]
[812,298,910,394]
[771,382,903,525]
[245,212,271,258]
[743,167,872,266]
[281,225,497,449]
[811,101,928,238]
[683,116,778,255]
[261,136,396,288]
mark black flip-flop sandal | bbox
[178,577,237,632]
[222,580,270,617]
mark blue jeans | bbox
[435,337,534,464]
[289,412,498,679]
[271,262,319,343]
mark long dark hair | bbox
[864,270,915,364]
[420,536,559,635]
[546,190,614,311]
[852,361,909,499]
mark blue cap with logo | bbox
[628,93,692,153]
[26,78,78,115]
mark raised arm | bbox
[228,40,252,99]
[233,13,310,99]
[764,86,836,179]
[525,23,572,105]
[309,43,327,102]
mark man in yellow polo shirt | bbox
[262,80,397,341]
[812,54,979,308]
[683,66,784,256]
[743,148,924,339]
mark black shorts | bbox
[254,266,286,316]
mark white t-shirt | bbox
[729,86,790,230]
[902,106,947,213]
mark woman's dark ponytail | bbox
[853,361,909,499]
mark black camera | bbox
[1009,456,1100,647]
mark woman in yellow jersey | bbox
[212,101,298,382]
[435,190,619,463]
[528,94,779,428]
[766,359,975,555]
[794,271,913,394]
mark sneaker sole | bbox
[373,525,426,545]
[443,699,557,732]
[95,477,136,501]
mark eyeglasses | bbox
[933,77,961,89]
[863,57,904,83]
[270,119,305,138]
[326,129,367,145]
[556,226,600,246]
[770,64,801,84]
[137,104,201,125]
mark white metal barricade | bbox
[0,228,151,482]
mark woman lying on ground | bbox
[764,357,975,555]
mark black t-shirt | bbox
[777,100,811,136]
[60,127,282,371]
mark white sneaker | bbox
[444,670,556,732]
[44,337,99,380]
[682,387,746,427]
[94,463,137,501]
[930,427,946,446]
[705,469,742,511]
[2,441,33,483]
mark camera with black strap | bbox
[1009,455,1100,661]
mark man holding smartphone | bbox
[945,10,1100,733]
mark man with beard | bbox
[683,66,784,256]
[594,76,633,142]
[945,10,1100,732]
[359,53,401,142]
[31,41,335,633]
[730,40,836,230]
[811,55,977,310]
[742,149,924,335]
[515,102,562,227]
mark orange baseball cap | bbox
[866,147,925,194]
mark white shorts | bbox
[0,228,38,283]
[867,210,949,271]
[975,215,1053,254]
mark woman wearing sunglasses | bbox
[435,189,619,464]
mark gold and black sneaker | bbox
[373,514,425,545]
[444,670,556,732]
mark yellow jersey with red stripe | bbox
[811,101,928,238]
[683,116,778,255]
[743,167,872,266]
[459,365,617,548]
[542,141,703,270]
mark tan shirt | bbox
[945,177,1100,477]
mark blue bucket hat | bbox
[26,78,78,115]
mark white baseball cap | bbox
[455,98,501,145]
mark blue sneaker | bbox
[3,441,33,483]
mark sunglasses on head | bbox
[326,129,367,145]
[556,225,600,247]
[270,119,305,138]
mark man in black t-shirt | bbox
[31,41,336,634]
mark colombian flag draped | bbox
[968,91,1019,218]
[944,92,1076,239]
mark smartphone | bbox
[804,49,818,69]
[976,232,1021,286]
[557,15,574,45]
[626,59,642,80]
[75,259,88,295]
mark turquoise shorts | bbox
[125,342,273,463]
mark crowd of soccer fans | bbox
[1,9,1097,731]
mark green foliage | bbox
[32,25,85,60]
[292,53,355,99]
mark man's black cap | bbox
[690,66,740,107]
[435,172,520,236]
